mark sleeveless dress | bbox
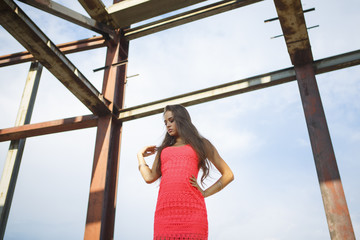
[154,145,208,240]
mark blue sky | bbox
[0,0,359,239]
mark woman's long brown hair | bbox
[156,105,212,185]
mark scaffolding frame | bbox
[0,0,358,239]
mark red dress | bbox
[154,145,208,240]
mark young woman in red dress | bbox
[137,105,234,240]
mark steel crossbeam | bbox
[0,50,359,142]
[0,115,98,142]
[0,0,358,239]
[0,36,106,67]
[0,0,110,116]
[124,0,263,40]
[117,50,360,121]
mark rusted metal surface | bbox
[274,1,355,238]
[0,62,42,238]
[118,49,360,121]
[1,49,358,138]
[0,0,358,238]
[0,0,110,115]
[0,36,106,67]
[124,0,263,40]
[273,0,313,65]
[84,31,128,240]
[295,64,355,239]
[78,0,115,26]
[18,0,115,37]
[264,7,315,23]
[0,114,98,142]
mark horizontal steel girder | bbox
[118,49,360,121]
[0,49,359,142]
[0,0,110,115]
[0,115,98,142]
[107,0,207,28]
[0,36,106,67]
[124,0,263,40]
[274,0,313,65]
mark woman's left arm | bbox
[190,140,234,198]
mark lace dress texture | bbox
[154,145,208,240]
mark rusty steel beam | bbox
[119,68,295,121]
[1,49,358,139]
[0,61,42,238]
[274,0,356,238]
[295,64,355,240]
[0,0,110,115]
[0,115,98,142]
[273,0,313,65]
[124,0,263,40]
[118,49,360,121]
[1,49,359,136]
[84,32,128,240]
[78,0,115,26]
[18,0,115,37]
[0,36,106,67]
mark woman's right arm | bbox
[137,145,161,184]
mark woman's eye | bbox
[164,119,174,125]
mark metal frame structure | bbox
[0,0,358,239]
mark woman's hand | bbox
[138,145,157,158]
[190,175,205,197]
[138,145,160,184]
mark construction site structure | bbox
[0,0,358,239]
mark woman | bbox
[137,104,234,240]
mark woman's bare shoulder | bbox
[202,138,215,157]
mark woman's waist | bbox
[161,168,199,177]
[158,181,203,198]
[159,179,190,190]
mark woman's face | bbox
[164,111,178,137]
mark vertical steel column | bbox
[295,64,355,239]
[0,61,43,239]
[84,31,128,240]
